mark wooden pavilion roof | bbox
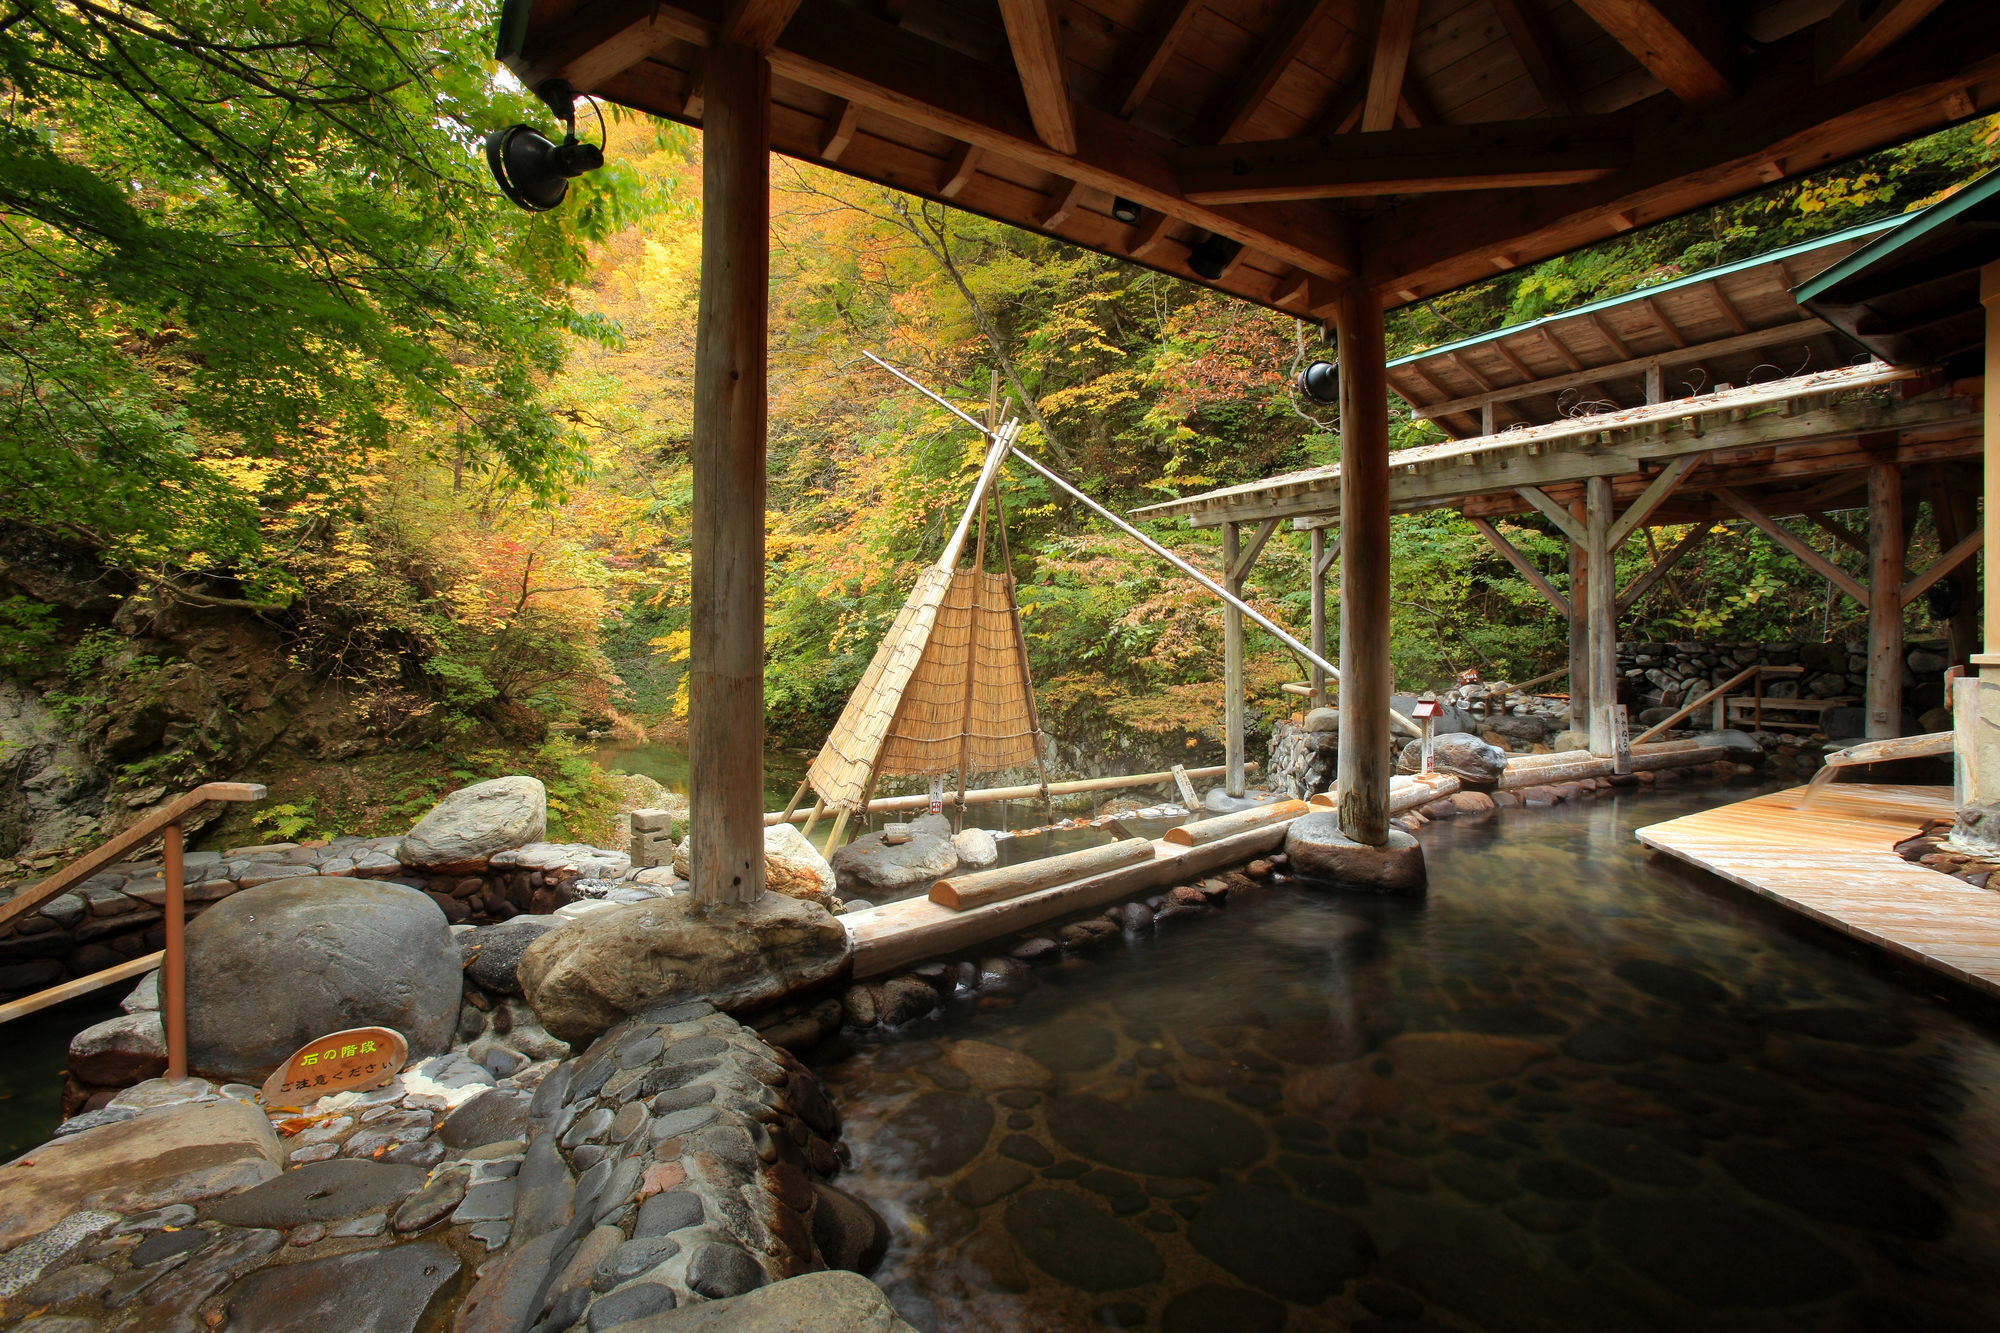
[497,0,2000,314]
[1389,215,1897,437]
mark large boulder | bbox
[605,1270,920,1332]
[1285,813,1426,893]
[517,893,849,1044]
[951,826,999,871]
[398,776,546,870]
[461,915,561,996]
[0,1096,282,1252]
[184,877,461,1080]
[1396,732,1506,782]
[830,828,959,901]
[67,1010,167,1085]
[763,822,838,906]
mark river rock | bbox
[831,829,959,899]
[1552,729,1591,751]
[399,776,547,870]
[812,1184,889,1275]
[463,915,561,996]
[223,1240,460,1332]
[1397,733,1506,781]
[208,1158,427,1226]
[1187,1181,1371,1304]
[1385,1032,1549,1082]
[1284,815,1426,893]
[67,1010,167,1084]
[183,876,460,1079]
[609,1269,922,1331]
[0,1098,282,1251]
[951,827,1000,871]
[517,894,848,1043]
[946,1041,1054,1093]
[763,822,838,906]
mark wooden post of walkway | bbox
[1223,520,1246,798]
[1867,460,1904,739]
[689,43,770,906]
[1334,287,1390,846]
[1585,476,1616,756]
[1567,500,1590,735]
[1309,527,1328,711]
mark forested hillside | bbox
[2,0,1996,859]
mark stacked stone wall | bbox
[1618,637,1951,736]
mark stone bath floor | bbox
[811,783,2000,1333]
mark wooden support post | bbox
[690,42,771,906]
[1948,467,1982,668]
[1867,461,1904,739]
[162,821,186,1081]
[1309,527,1328,710]
[1334,286,1391,846]
[1586,475,1617,755]
[1567,501,1589,734]
[1223,520,1246,798]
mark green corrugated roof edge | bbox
[494,0,531,64]
[1792,164,2000,305]
[1387,214,1903,370]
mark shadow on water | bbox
[809,779,2000,1333]
[1,994,121,1160]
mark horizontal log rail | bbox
[0,783,265,1078]
[766,764,1259,825]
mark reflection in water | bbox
[811,782,2000,1333]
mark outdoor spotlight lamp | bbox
[1111,196,1142,224]
[1296,359,1339,405]
[487,78,606,212]
[1186,233,1242,280]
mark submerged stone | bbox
[1558,1126,1700,1188]
[1044,1092,1263,1180]
[1761,1008,1917,1046]
[1600,1197,1855,1307]
[1718,1146,1948,1239]
[1186,1182,1371,1304]
[1003,1190,1163,1292]
[1020,1022,1117,1073]
[874,1091,994,1178]
[1614,959,1731,1007]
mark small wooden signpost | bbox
[1611,704,1633,775]
[1412,697,1445,774]
[1170,764,1199,810]
[259,1026,408,1107]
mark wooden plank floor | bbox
[1636,783,2000,999]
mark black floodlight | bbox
[1111,196,1142,224]
[1186,233,1242,280]
[487,79,605,212]
[1297,359,1339,405]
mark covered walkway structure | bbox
[496,0,2000,897]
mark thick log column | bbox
[1223,521,1246,798]
[1585,476,1617,755]
[1567,500,1590,734]
[689,43,771,906]
[1961,262,2000,848]
[1309,527,1328,710]
[1334,287,1391,846]
[1866,461,1904,740]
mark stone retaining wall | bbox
[1619,637,1950,737]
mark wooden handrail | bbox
[1630,665,1802,747]
[0,781,263,1080]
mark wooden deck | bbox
[1637,783,2000,999]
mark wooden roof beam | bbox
[1114,0,1206,118]
[1489,0,1574,116]
[1208,0,1340,143]
[997,0,1079,155]
[1363,10,2000,299]
[1819,0,1950,81]
[1178,119,1629,203]
[764,4,1357,280]
[722,0,804,49]
[1363,0,1422,133]
[1571,0,1734,108]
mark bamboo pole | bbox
[929,838,1157,910]
[860,352,1420,738]
[1162,798,1311,846]
[768,763,1259,825]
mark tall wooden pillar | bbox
[689,43,770,906]
[1953,261,2000,840]
[1567,501,1590,734]
[1334,287,1391,847]
[1223,520,1246,798]
[1585,476,1617,755]
[1866,461,1904,739]
[1947,474,1981,669]
[1309,527,1328,710]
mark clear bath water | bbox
[810,780,2000,1333]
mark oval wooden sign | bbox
[259,1026,408,1107]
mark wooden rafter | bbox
[1617,519,1716,614]
[1571,0,1733,108]
[1820,0,1950,81]
[1179,119,1630,203]
[1039,178,1089,229]
[1469,517,1572,617]
[1902,526,1983,606]
[1713,486,1870,604]
[1489,0,1573,116]
[722,0,804,49]
[819,99,861,160]
[1127,210,1175,259]
[1115,0,1206,117]
[1208,0,1339,143]
[1801,509,1867,554]
[937,141,982,197]
[1518,485,1589,544]
[1363,0,1422,133]
[1231,517,1282,581]
[1608,455,1704,547]
[997,0,1078,155]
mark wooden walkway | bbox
[1637,783,2000,999]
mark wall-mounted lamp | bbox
[1186,233,1242,280]
[1110,196,1142,224]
